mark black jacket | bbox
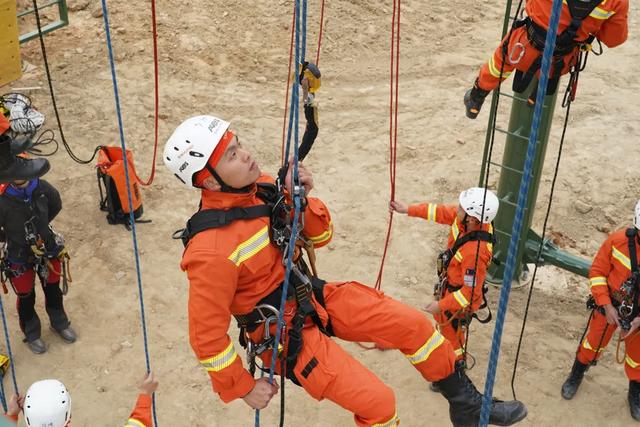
[0,179,62,263]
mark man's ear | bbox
[202,175,222,192]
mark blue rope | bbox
[0,375,6,413]
[99,1,158,425]
[255,1,305,426]
[478,0,564,425]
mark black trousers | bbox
[17,280,70,342]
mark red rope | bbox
[375,0,400,290]
[315,0,325,66]
[281,2,297,162]
[136,0,160,186]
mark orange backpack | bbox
[96,147,145,227]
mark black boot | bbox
[561,359,589,400]
[629,381,640,421]
[435,364,527,426]
[464,78,490,119]
[0,135,49,183]
[7,134,34,155]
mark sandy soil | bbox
[3,0,640,425]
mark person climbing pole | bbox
[463,0,629,119]
[0,174,76,354]
[561,200,640,421]
[0,115,50,183]
[298,61,321,161]
[164,115,527,427]
[2,371,157,426]
[390,188,498,370]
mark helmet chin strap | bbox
[205,164,252,193]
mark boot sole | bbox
[464,90,479,119]
[490,406,528,426]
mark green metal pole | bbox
[487,80,557,284]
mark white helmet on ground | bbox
[459,187,500,224]
[634,199,640,230]
[24,379,71,427]
[164,115,230,188]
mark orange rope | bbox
[315,0,325,66]
[281,2,297,162]
[375,0,401,290]
[135,0,160,186]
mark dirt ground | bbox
[3,0,639,425]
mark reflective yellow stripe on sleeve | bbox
[590,6,615,19]
[454,251,463,262]
[372,412,399,427]
[228,226,270,266]
[589,276,608,288]
[405,330,445,365]
[453,289,470,309]
[612,247,632,271]
[454,348,465,357]
[427,204,437,222]
[308,222,333,245]
[451,221,460,240]
[626,355,640,369]
[199,341,238,373]
[125,419,145,427]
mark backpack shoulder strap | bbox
[180,205,272,247]
[450,230,495,257]
[627,227,638,273]
[566,0,603,21]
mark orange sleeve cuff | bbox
[217,368,256,403]
[592,289,612,307]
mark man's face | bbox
[215,135,261,189]
[457,204,481,227]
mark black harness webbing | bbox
[512,0,602,96]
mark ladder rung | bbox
[17,0,60,17]
[494,127,529,142]
[488,161,524,176]
[497,92,529,103]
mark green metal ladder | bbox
[18,0,68,43]
[478,0,591,285]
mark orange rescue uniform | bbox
[408,203,493,360]
[477,0,628,92]
[577,229,640,380]
[181,175,456,427]
[124,394,153,427]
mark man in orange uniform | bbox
[464,0,629,119]
[164,115,527,426]
[561,200,640,421]
[391,188,498,364]
[2,371,157,426]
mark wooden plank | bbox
[0,0,22,87]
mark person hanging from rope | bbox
[0,174,75,354]
[2,371,157,426]
[164,115,527,427]
[390,188,498,372]
[560,200,640,421]
[0,114,50,183]
[463,0,629,119]
[298,61,321,161]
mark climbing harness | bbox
[435,230,496,326]
[511,0,603,104]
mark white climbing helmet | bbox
[164,115,230,188]
[24,379,71,427]
[459,187,500,224]
[634,199,640,230]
